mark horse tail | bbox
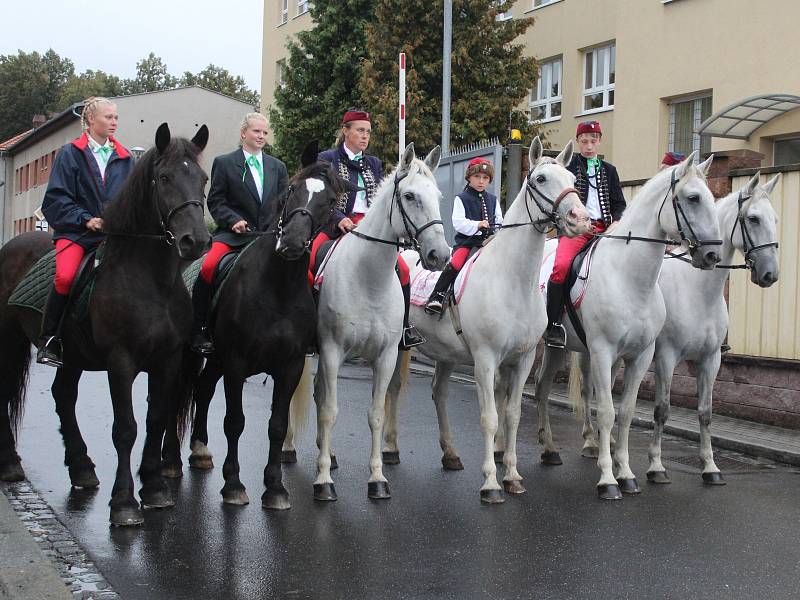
[289,355,313,441]
[3,323,32,437]
[389,349,412,409]
[175,347,203,443]
[568,352,585,419]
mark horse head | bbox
[733,171,780,286]
[151,123,211,259]
[390,143,450,271]
[527,136,591,237]
[659,151,722,270]
[275,141,359,261]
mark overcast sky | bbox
[2,1,264,91]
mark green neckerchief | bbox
[585,156,600,174]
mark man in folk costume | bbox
[38,97,134,367]
[660,151,686,170]
[311,108,425,349]
[544,120,626,348]
[191,112,289,354]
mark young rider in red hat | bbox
[424,157,502,314]
[544,120,626,348]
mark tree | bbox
[361,0,539,164]
[269,0,376,173]
[181,64,259,106]
[57,70,125,107]
[121,53,180,94]
[0,49,74,140]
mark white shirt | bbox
[243,149,264,199]
[87,135,112,179]
[452,192,504,236]
[343,144,368,214]
[585,162,603,220]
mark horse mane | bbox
[290,161,352,197]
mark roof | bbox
[0,128,34,152]
[697,93,800,140]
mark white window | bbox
[774,136,800,166]
[582,44,615,113]
[530,57,562,122]
[280,0,288,24]
[276,60,287,89]
[669,95,711,158]
[533,0,559,8]
[495,0,512,20]
[297,0,311,15]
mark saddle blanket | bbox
[538,238,594,310]
[183,241,255,304]
[312,238,343,291]
[409,249,481,307]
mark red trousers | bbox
[200,241,235,284]
[549,221,606,284]
[450,246,472,270]
[54,239,86,295]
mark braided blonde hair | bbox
[80,97,116,131]
[239,112,268,138]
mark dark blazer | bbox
[42,133,133,247]
[453,186,499,249]
[567,154,626,224]
[207,148,288,247]
[318,145,383,238]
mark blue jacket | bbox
[453,186,499,249]
[42,133,133,247]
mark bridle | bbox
[274,183,334,252]
[497,162,579,233]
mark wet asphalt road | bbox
[14,360,800,600]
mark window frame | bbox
[276,59,287,89]
[530,0,563,12]
[581,43,615,115]
[773,135,800,167]
[529,56,563,123]
[668,94,712,159]
[279,0,288,25]
[297,0,311,16]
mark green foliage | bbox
[269,0,376,173]
[57,70,125,107]
[121,53,180,94]
[361,0,539,164]
[181,64,260,107]
[0,49,74,140]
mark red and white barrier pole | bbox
[399,52,406,163]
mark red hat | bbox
[342,109,370,125]
[465,157,495,182]
[661,151,686,167]
[576,120,602,137]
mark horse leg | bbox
[474,352,503,504]
[696,351,725,485]
[220,372,249,505]
[493,367,509,464]
[0,321,32,482]
[52,365,99,488]
[313,347,340,500]
[138,366,177,509]
[262,358,305,510]
[382,352,405,465]
[590,350,621,500]
[647,349,677,484]
[188,359,223,470]
[281,415,297,464]
[501,356,536,495]
[613,346,656,495]
[580,352,600,459]
[433,362,462,470]
[107,364,144,526]
[364,348,397,500]
[535,346,566,465]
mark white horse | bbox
[534,152,722,499]
[384,138,592,503]
[310,143,450,501]
[646,171,780,485]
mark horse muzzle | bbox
[177,233,211,260]
[689,247,720,270]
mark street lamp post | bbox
[442,0,452,156]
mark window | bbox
[530,57,562,122]
[669,95,711,157]
[533,0,559,8]
[279,0,288,24]
[297,0,311,15]
[582,44,615,113]
[276,60,286,89]
[495,0,512,20]
[774,136,800,166]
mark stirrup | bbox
[424,293,446,315]
[401,326,426,349]
[544,323,567,349]
[36,336,64,368]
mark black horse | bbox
[0,123,211,526]
[161,143,356,510]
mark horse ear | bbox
[529,136,544,166]
[155,123,171,153]
[556,140,574,168]
[191,125,209,152]
[697,153,714,177]
[675,150,698,179]
[762,173,781,196]
[398,143,416,172]
[423,145,442,172]
[301,141,319,168]
[743,171,760,198]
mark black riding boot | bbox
[190,277,214,355]
[424,263,459,315]
[400,282,426,349]
[544,281,567,349]
[36,285,69,368]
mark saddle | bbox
[183,240,255,309]
[409,246,481,312]
[564,236,601,347]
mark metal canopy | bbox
[696,93,800,140]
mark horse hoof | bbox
[159,464,183,479]
[646,470,671,484]
[280,450,297,464]
[140,490,175,509]
[189,455,214,470]
[0,462,26,482]
[262,490,291,511]
[597,484,623,500]
[540,451,563,466]
[480,489,505,504]
[221,487,250,506]
[313,483,337,502]
[109,506,144,527]
[503,480,526,495]
[494,450,504,463]
[368,481,391,499]
[69,466,100,489]
[582,446,599,459]
[702,472,726,486]
[330,455,338,470]
[441,456,464,471]
[382,451,400,465]
[617,478,641,495]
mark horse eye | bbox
[403,192,415,201]
[686,194,699,203]
[536,174,546,184]
[747,215,760,224]
[159,174,170,183]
